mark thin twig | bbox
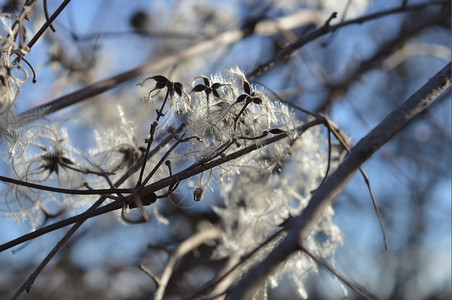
[266,85,389,249]
[154,227,222,300]
[138,264,161,286]
[186,228,285,300]
[301,246,378,300]
[10,196,106,299]
[0,175,132,195]
[247,0,447,79]
[315,8,449,112]
[43,0,57,32]
[325,120,389,250]
[27,0,71,50]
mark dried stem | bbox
[154,227,222,300]
[26,0,71,50]
[0,119,322,252]
[300,245,378,300]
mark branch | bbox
[154,227,222,300]
[9,8,321,130]
[6,124,185,298]
[300,246,378,300]
[9,1,445,131]
[247,0,447,79]
[26,0,72,50]
[0,119,323,252]
[226,63,451,299]
[0,175,132,195]
[315,8,449,112]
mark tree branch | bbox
[226,63,451,299]
[26,0,72,50]
[8,1,445,131]
[247,0,447,79]
[10,8,322,129]
[0,119,323,252]
[315,8,449,112]
[6,124,186,298]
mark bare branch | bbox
[154,227,222,300]
[247,0,447,79]
[301,246,378,300]
[27,0,71,50]
[226,63,451,299]
[10,8,320,129]
[8,1,445,132]
[0,119,322,252]
[315,8,449,112]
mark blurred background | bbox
[0,0,450,299]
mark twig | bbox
[8,2,442,131]
[10,196,106,299]
[43,0,57,32]
[315,8,449,112]
[10,9,316,128]
[225,63,451,299]
[154,227,222,300]
[6,124,186,297]
[324,120,389,250]
[27,0,71,50]
[0,175,132,195]
[247,0,447,79]
[300,246,378,300]
[138,264,161,286]
[0,119,322,252]
[186,228,285,300]
[257,87,389,249]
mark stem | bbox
[137,88,171,186]
[27,0,72,50]
[154,227,222,300]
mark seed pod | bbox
[143,193,157,205]
[130,193,157,208]
[269,128,285,134]
[193,188,204,202]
